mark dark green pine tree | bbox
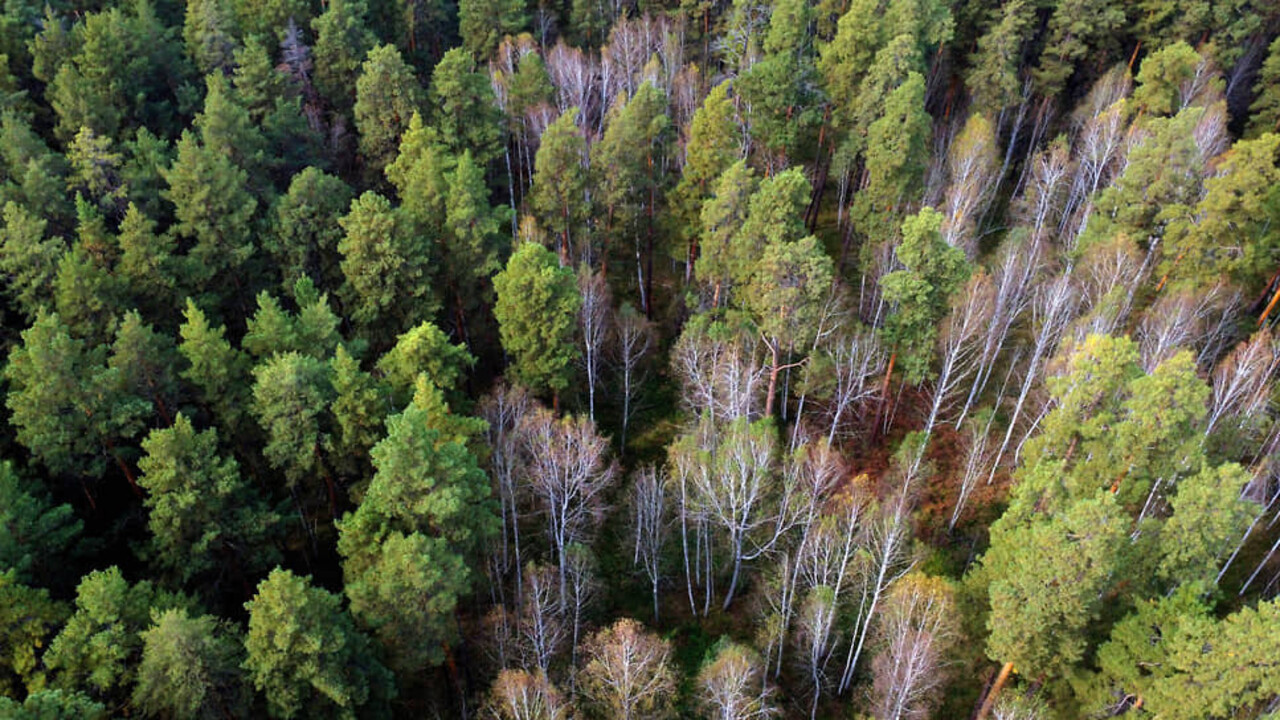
[137,414,281,585]
[353,43,423,176]
[0,462,82,587]
[338,190,437,338]
[337,386,497,674]
[431,47,504,166]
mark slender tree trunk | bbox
[765,343,781,417]
[975,662,1015,720]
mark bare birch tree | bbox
[1206,328,1279,436]
[578,266,610,421]
[484,668,573,720]
[697,642,778,720]
[839,489,916,694]
[796,585,839,720]
[988,271,1080,481]
[869,573,958,720]
[671,316,768,422]
[941,114,999,258]
[481,382,535,601]
[810,327,886,445]
[631,464,668,621]
[922,272,996,443]
[519,563,567,672]
[580,618,677,720]
[615,302,653,450]
[957,236,1041,429]
[520,408,617,604]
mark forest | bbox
[1,0,1280,717]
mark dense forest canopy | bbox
[2,0,1280,717]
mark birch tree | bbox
[838,488,915,694]
[614,302,653,450]
[580,619,676,720]
[697,641,778,720]
[519,408,616,604]
[631,464,667,621]
[869,573,958,720]
[484,669,572,720]
[578,265,610,421]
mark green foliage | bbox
[694,160,758,305]
[591,82,670,263]
[0,463,81,585]
[327,344,388,483]
[376,320,475,402]
[384,111,451,234]
[879,208,970,384]
[0,689,107,719]
[179,299,252,433]
[493,242,582,396]
[5,311,150,481]
[671,82,742,251]
[243,568,394,719]
[267,167,353,297]
[1247,37,1280,137]
[44,567,191,703]
[338,190,437,334]
[311,0,375,113]
[183,0,238,76]
[251,351,334,489]
[431,48,504,165]
[353,44,423,174]
[529,108,589,260]
[0,571,70,696]
[162,128,257,291]
[1157,463,1253,588]
[0,201,64,320]
[138,414,280,584]
[981,491,1127,678]
[459,0,527,58]
[443,149,511,291]
[133,608,251,719]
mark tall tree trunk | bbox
[975,662,1014,720]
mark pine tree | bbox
[183,0,238,76]
[353,44,423,175]
[376,320,475,403]
[0,201,64,320]
[529,108,589,264]
[0,462,81,586]
[338,392,495,672]
[267,167,353,297]
[133,609,251,719]
[493,242,582,401]
[44,567,192,704]
[431,47,504,165]
[251,352,334,495]
[879,208,971,385]
[672,82,743,275]
[311,0,376,113]
[443,149,511,335]
[162,129,257,292]
[0,572,69,697]
[459,0,527,59]
[1247,36,1280,137]
[243,569,394,719]
[338,190,437,335]
[178,299,252,435]
[384,111,451,236]
[138,415,280,584]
